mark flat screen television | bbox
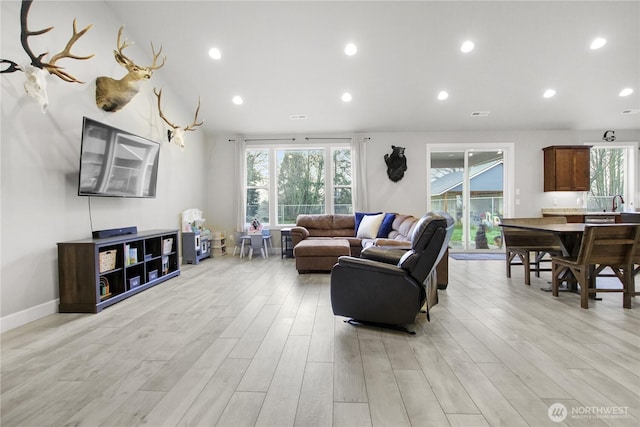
[78,117,160,198]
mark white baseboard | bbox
[1,299,59,333]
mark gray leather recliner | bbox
[330,211,454,329]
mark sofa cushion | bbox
[354,211,382,234]
[356,213,385,239]
[297,214,333,230]
[377,213,396,238]
[397,215,418,240]
[333,214,355,230]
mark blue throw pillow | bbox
[354,211,382,235]
[377,213,396,238]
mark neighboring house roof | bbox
[431,160,503,196]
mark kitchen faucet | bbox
[612,194,625,212]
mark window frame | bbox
[244,142,353,227]
[587,141,637,212]
[245,148,271,226]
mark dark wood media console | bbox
[57,229,180,313]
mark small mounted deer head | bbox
[95,26,166,113]
[0,0,94,112]
[153,88,203,149]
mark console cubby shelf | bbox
[57,229,180,313]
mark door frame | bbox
[426,142,515,252]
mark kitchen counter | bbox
[541,208,620,216]
[541,209,640,224]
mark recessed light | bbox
[543,89,556,98]
[232,96,243,105]
[208,47,221,60]
[460,40,475,53]
[341,92,352,102]
[619,88,634,97]
[590,37,607,50]
[437,91,449,100]
[344,43,357,56]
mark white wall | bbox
[1,1,209,331]
[207,129,640,235]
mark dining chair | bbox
[500,217,566,285]
[551,224,640,309]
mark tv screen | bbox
[78,117,160,198]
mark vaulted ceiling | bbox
[107,1,640,135]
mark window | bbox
[587,143,636,212]
[245,144,353,226]
[277,148,325,223]
[333,148,353,215]
[245,149,269,224]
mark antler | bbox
[148,42,166,70]
[19,0,54,69]
[1,59,21,73]
[153,88,179,129]
[0,0,93,82]
[114,25,165,71]
[45,19,94,83]
[184,98,203,132]
[154,88,203,131]
[114,26,135,64]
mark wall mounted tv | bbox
[78,117,160,198]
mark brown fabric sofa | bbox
[291,214,362,256]
[290,213,449,287]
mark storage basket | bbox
[163,238,174,254]
[99,250,117,272]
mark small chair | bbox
[551,224,640,309]
[500,217,567,285]
[246,234,266,260]
[261,228,273,257]
[232,231,249,257]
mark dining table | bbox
[499,222,586,292]
[500,221,640,299]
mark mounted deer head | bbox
[95,26,166,112]
[0,0,94,112]
[153,88,203,149]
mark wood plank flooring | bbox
[2,254,639,426]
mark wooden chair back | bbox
[500,217,567,250]
[575,224,640,266]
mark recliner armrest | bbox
[337,256,407,276]
[360,246,408,265]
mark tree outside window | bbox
[588,147,625,211]
[277,149,325,223]
[245,144,353,226]
[333,148,353,214]
[246,149,269,224]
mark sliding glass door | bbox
[428,146,508,252]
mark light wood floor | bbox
[2,254,639,427]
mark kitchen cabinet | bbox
[543,145,591,191]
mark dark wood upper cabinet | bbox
[543,145,592,191]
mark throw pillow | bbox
[354,211,382,235]
[356,213,385,239]
[377,213,396,238]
